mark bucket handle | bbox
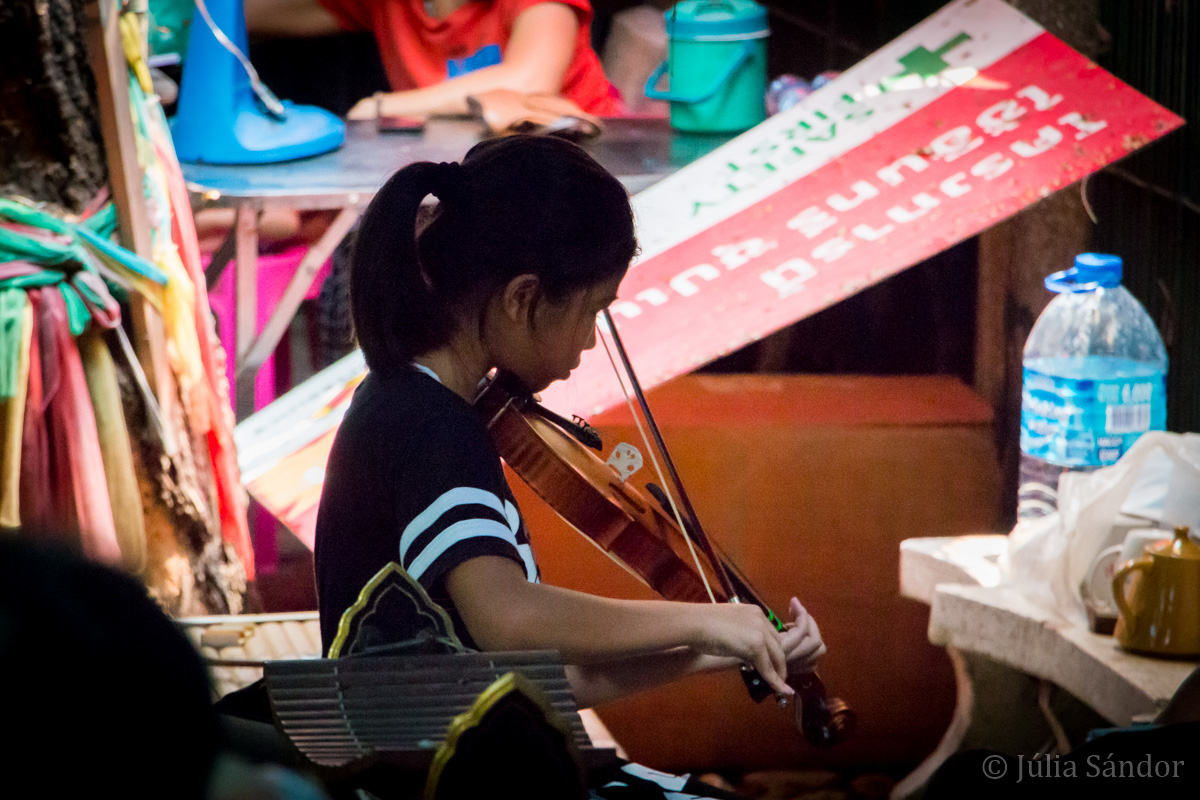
[644,39,755,104]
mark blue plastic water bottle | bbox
[1018,253,1168,517]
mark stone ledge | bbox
[899,535,1006,605]
[929,583,1197,724]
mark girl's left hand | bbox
[781,597,826,675]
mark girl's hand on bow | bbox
[781,597,826,675]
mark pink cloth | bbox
[204,246,331,413]
[0,262,44,281]
[19,291,52,535]
[204,246,332,573]
[37,288,121,564]
[71,271,121,329]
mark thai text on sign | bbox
[540,0,1183,415]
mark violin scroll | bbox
[793,671,856,749]
[740,652,856,749]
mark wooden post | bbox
[238,206,361,380]
[973,0,1101,522]
[234,205,260,420]
[82,0,178,452]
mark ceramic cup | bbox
[1085,529,1170,615]
[1119,528,1171,566]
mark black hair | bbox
[349,135,638,374]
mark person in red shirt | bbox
[245,0,623,117]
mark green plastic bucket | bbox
[645,0,769,133]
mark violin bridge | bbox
[606,442,644,482]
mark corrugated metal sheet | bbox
[1094,0,1199,432]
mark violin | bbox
[473,311,855,749]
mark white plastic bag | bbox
[1000,432,1200,624]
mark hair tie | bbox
[432,161,464,207]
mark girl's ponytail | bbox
[350,162,453,373]
[351,137,637,373]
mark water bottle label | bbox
[1021,366,1166,467]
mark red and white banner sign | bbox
[237,0,1183,548]
[542,0,1183,415]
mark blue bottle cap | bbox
[1044,253,1123,293]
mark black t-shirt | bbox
[314,366,539,654]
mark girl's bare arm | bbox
[244,0,341,38]
[445,555,793,701]
[564,649,739,708]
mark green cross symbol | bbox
[882,32,972,90]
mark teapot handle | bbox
[1112,556,1153,623]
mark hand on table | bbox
[347,91,443,122]
[347,94,381,121]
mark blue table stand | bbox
[171,0,344,164]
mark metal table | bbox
[182,117,727,416]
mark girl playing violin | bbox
[313,135,825,711]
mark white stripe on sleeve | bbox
[516,543,538,582]
[399,487,507,562]
[505,500,538,582]
[503,500,521,534]
[405,518,518,582]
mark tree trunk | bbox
[0,0,107,213]
[2,0,247,614]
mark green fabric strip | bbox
[59,284,91,338]
[0,197,163,341]
[0,288,26,398]
[74,224,169,286]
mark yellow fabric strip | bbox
[0,300,32,529]
[79,329,147,573]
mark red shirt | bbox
[317,0,622,115]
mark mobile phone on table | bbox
[378,115,425,133]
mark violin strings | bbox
[596,323,718,604]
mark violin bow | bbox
[595,311,739,602]
[596,310,796,703]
